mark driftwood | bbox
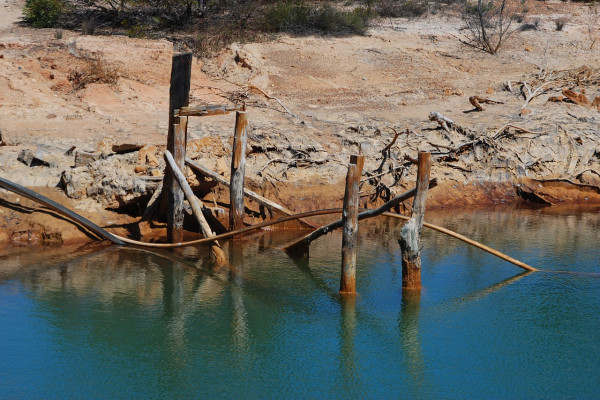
[165,151,226,264]
[0,176,123,245]
[186,158,315,229]
[177,104,244,117]
[469,96,504,111]
[110,207,537,272]
[283,179,438,257]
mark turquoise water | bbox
[1,207,600,399]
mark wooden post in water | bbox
[399,151,431,289]
[167,119,188,243]
[340,155,364,294]
[164,52,192,243]
[229,105,248,232]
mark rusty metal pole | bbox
[340,155,364,294]
[229,105,248,232]
[164,52,192,242]
[399,151,431,289]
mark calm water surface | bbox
[1,206,599,399]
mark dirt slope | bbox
[1,0,600,243]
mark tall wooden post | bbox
[340,155,364,294]
[399,151,431,289]
[229,105,248,231]
[165,52,192,243]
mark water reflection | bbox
[1,206,600,398]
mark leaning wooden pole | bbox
[163,52,192,242]
[229,105,248,232]
[340,155,364,294]
[399,151,431,289]
[164,151,227,265]
[0,176,123,245]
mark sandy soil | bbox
[1,0,600,244]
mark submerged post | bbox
[399,151,431,289]
[340,155,364,294]
[164,52,192,242]
[229,104,248,231]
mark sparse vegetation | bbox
[376,0,428,18]
[263,2,372,35]
[520,18,539,31]
[23,0,66,28]
[459,0,521,54]
[554,17,566,31]
[68,59,120,90]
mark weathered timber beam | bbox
[164,151,227,264]
[177,104,244,117]
[185,158,293,216]
[340,155,364,294]
[0,176,123,245]
[399,151,431,289]
[283,178,438,257]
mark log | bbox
[187,158,290,215]
[177,104,243,117]
[164,150,227,264]
[283,178,438,257]
[399,151,431,289]
[167,119,187,242]
[0,176,123,245]
[160,52,192,228]
[340,155,364,294]
[229,106,248,231]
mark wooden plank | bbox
[229,107,248,231]
[399,151,431,289]
[167,119,187,242]
[177,104,243,117]
[340,155,364,294]
[165,150,226,264]
[283,178,438,257]
[111,143,144,154]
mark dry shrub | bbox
[68,59,120,90]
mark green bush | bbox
[23,0,65,28]
[263,1,372,35]
[376,0,428,18]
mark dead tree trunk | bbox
[340,155,364,294]
[399,151,431,289]
[229,106,248,232]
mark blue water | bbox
[1,207,599,399]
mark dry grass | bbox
[68,59,120,90]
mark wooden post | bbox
[163,52,192,242]
[399,151,431,289]
[167,118,188,242]
[229,105,248,231]
[340,155,364,294]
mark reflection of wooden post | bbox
[399,151,431,289]
[229,105,248,231]
[164,52,192,242]
[340,155,364,294]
